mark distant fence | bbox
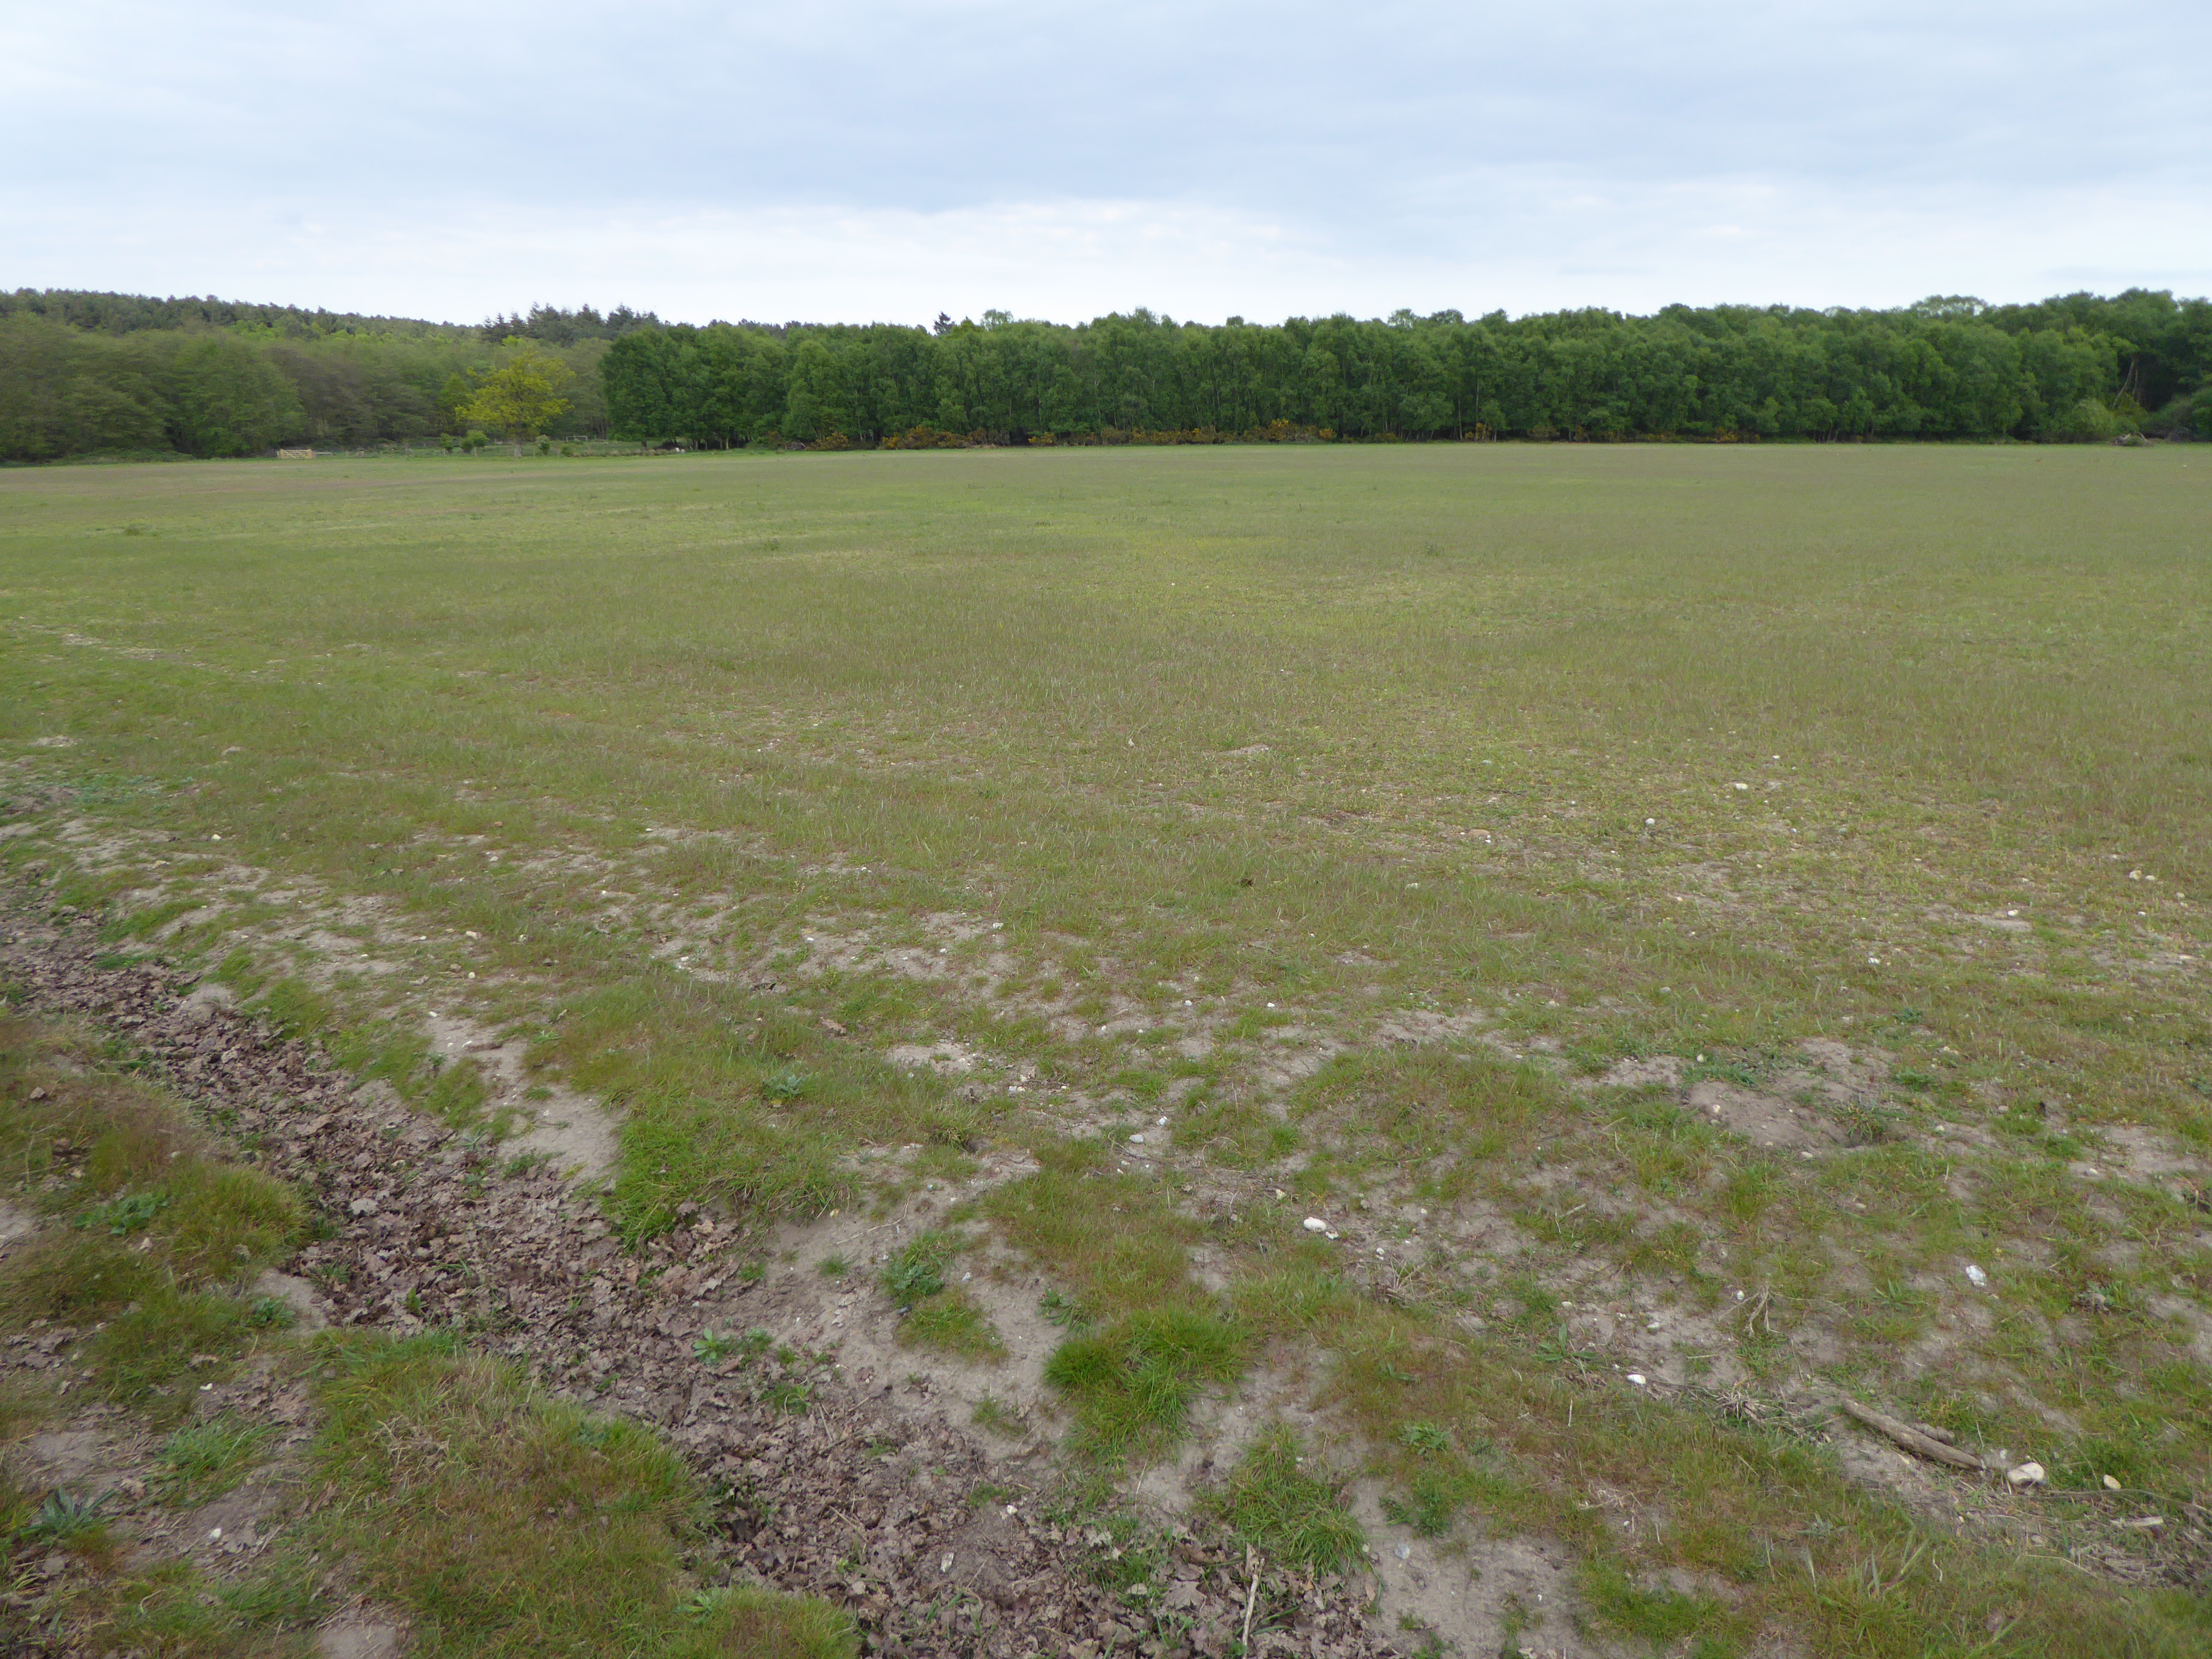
[277,448,315,459]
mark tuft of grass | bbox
[1041,1307,1247,1463]
[1206,1427,1365,1573]
[898,1289,1005,1360]
[156,1413,274,1508]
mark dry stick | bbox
[1836,1398,1988,1472]
[1242,1546,1262,1649]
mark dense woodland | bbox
[2,286,2206,462]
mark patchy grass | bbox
[0,1010,849,1659]
[0,1013,305,1283]
[897,1289,1005,1360]
[72,1557,319,1657]
[693,1584,856,1659]
[1206,1426,1366,1573]
[7,445,2212,1650]
[1042,1308,1248,1465]
[1,1012,307,1420]
[307,1329,850,1659]
[157,1413,276,1508]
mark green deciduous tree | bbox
[163,334,303,456]
[455,338,575,440]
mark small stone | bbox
[1303,1217,1328,1233]
[348,1197,379,1216]
[1964,1264,1987,1287]
[1626,1373,1648,1387]
[2006,1462,2046,1488]
[2103,1474,2122,1491]
[1395,1543,1412,1561]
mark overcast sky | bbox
[5,1,2208,326]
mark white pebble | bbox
[1626,1373,1648,1387]
[1964,1263,1988,1287]
[1303,1217,1328,1232]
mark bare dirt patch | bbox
[421,1011,619,1181]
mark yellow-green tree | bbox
[456,338,574,439]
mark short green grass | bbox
[898,1289,1005,1360]
[1207,1426,1366,1573]
[5,445,2210,1651]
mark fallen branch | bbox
[1836,1398,1988,1472]
[1242,1546,1262,1649]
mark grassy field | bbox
[3,442,2209,1654]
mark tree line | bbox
[2,287,2206,463]
[601,295,2210,448]
[0,294,635,462]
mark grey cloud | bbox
[4,1,2207,319]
